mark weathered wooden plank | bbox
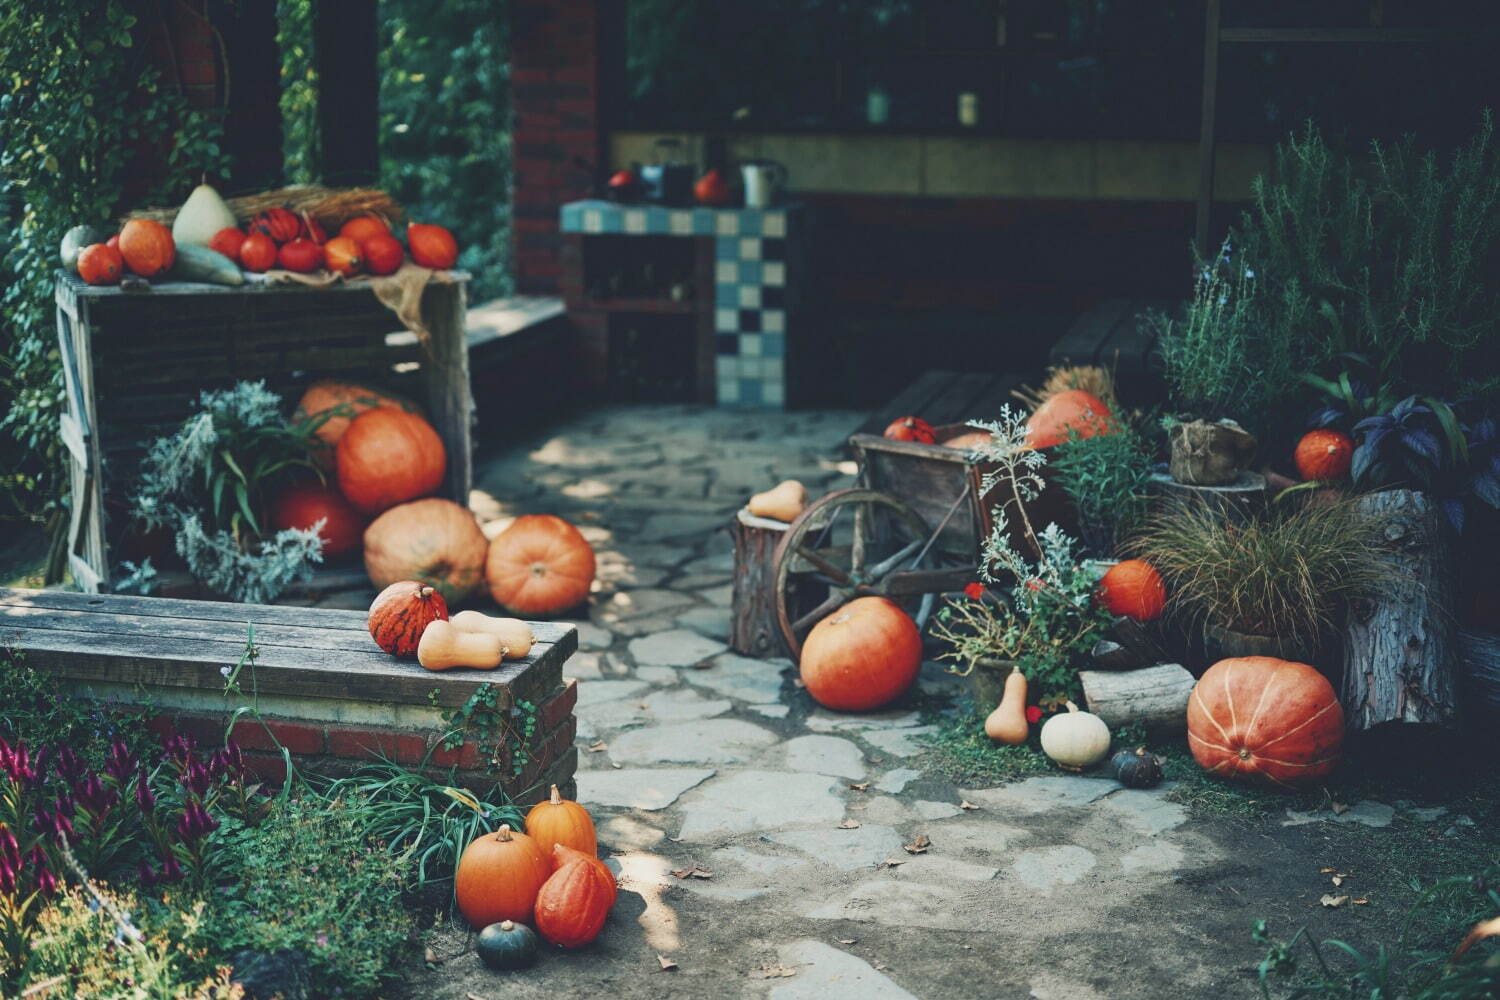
[61,270,472,298]
[418,280,475,504]
[1049,298,1131,367]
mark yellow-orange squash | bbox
[363,497,488,604]
[533,857,613,949]
[336,408,446,514]
[799,596,921,712]
[455,825,551,928]
[747,480,806,522]
[485,515,596,616]
[525,784,597,859]
[416,619,504,671]
[449,610,534,658]
[984,666,1029,745]
[1187,657,1343,787]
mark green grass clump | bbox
[917,699,1054,787]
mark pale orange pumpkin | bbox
[526,784,597,859]
[118,219,176,277]
[455,824,551,928]
[533,857,614,949]
[336,408,446,514]
[1024,389,1118,449]
[485,515,596,615]
[799,596,922,712]
[363,497,488,604]
[1187,657,1344,787]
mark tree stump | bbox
[1148,471,1266,521]
[729,508,791,658]
[1341,489,1458,731]
[1079,663,1195,733]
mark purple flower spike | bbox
[104,739,137,783]
[0,826,20,872]
[55,746,85,783]
[136,859,157,888]
[181,760,213,798]
[34,865,58,897]
[135,770,157,813]
[158,853,184,883]
[78,774,117,817]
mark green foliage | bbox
[438,685,539,779]
[916,698,1053,787]
[279,0,513,301]
[0,0,227,522]
[209,795,414,996]
[1050,422,1156,557]
[130,381,327,603]
[0,647,155,769]
[315,763,524,892]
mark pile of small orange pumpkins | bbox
[456,784,617,969]
[276,379,596,647]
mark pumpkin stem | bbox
[549,784,562,805]
[500,920,514,931]
[496,824,513,841]
[417,585,435,599]
[1064,700,1079,713]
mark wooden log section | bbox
[1341,490,1458,731]
[1080,663,1195,733]
[730,509,791,658]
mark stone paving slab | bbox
[576,767,716,810]
[609,719,779,766]
[676,770,844,840]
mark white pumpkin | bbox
[1039,701,1111,771]
[172,183,238,246]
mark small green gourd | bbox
[476,919,539,971]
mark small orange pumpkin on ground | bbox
[1186,656,1343,787]
[485,515,596,615]
[883,415,936,444]
[366,580,449,657]
[363,497,488,604]
[533,857,614,948]
[270,479,368,557]
[526,784,597,859]
[1097,559,1167,621]
[799,596,922,712]
[407,222,459,269]
[336,407,447,514]
[552,843,617,906]
[1294,429,1354,482]
[77,244,124,285]
[455,824,551,928]
[117,218,176,277]
[1025,389,1118,450]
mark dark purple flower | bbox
[77,774,117,817]
[158,852,184,883]
[175,799,218,842]
[34,864,58,897]
[0,826,20,873]
[53,792,74,820]
[55,746,85,783]
[180,760,213,798]
[135,770,157,813]
[162,734,196,764]
[104,739,137,783]
[136,859,157,887]
[28,746,48,786]
[6,743,34,785]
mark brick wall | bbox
[510,0,603,293]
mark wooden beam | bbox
[1195,0,1222,258]
[313,0,379,185]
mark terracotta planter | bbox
[1205,624,1312,664]
[968,657,1017,714]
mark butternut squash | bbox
[417,619,505,671]
[747,480,807,522]
[449,610,535,659]
[984,665,1030,745]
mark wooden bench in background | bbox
[0,587,580,805]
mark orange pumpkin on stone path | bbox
[455,825,551,928]
[118,218,176,277]
[270,479,367,557]
[552,843,617,906]
[336,407,446,514]
[1024,389,1118,450]
[1187,656,1343,787]
[485,515,596,615]
[526,784,597,859]
[533,857,614,948]
[799,596,922,712]
[1097,559,1166,621]
[363,497,488,604]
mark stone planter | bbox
[1205,624,1312,664]
[968,657,1017,713]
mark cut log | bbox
[729,508,791,658]
[1459,628,1500,722]
[1341,489,1458,731]
[1079,663,1195,733]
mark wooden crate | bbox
[54,272,473,593]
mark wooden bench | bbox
[0,587,580,804]
[1048,297,1171,402]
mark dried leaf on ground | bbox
[670,865,714,880]
[876,858,906,870]
[1320,894,1349,908]
[849,782,870,792]
[1331,875,1344,887]
[752,964,798,979]
[587,741,608,753]
[959,800,980,811]
[1330,801,1350,815]
[1353,898,1370,905]
[838,938,858,945]
[1452,916,1500,959]
[658,954,679,972]
[903,833,931,854]
[424,946,440,964]
[838,819,861,829]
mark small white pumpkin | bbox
[172,183,238,247]
[1039,701,1111,771]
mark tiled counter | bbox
[559,200,803,409]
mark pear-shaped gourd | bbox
[747,480,806,522]
[172,183,238,247]
[1039,701,1111,771]
[984,666,1030,745]
[449,610,535,659]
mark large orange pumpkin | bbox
[551,843,617,907]
[485,515,596,615]
[1097,559,1166,621]
[1025,389,1118,450]
[336,408,446,514]
[526,784,597,859]
[269,480,367,557]
[293,379,425,451]
[1294,429,1354,482]
[117,219,176,277]
[1187,657,1344,787]
[363,497,487,604]
[366,579,449,657]
[799,596,922,712]
[533,857,614,949]
[455,824,551,928]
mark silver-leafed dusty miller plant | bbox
[130,381,325,603]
